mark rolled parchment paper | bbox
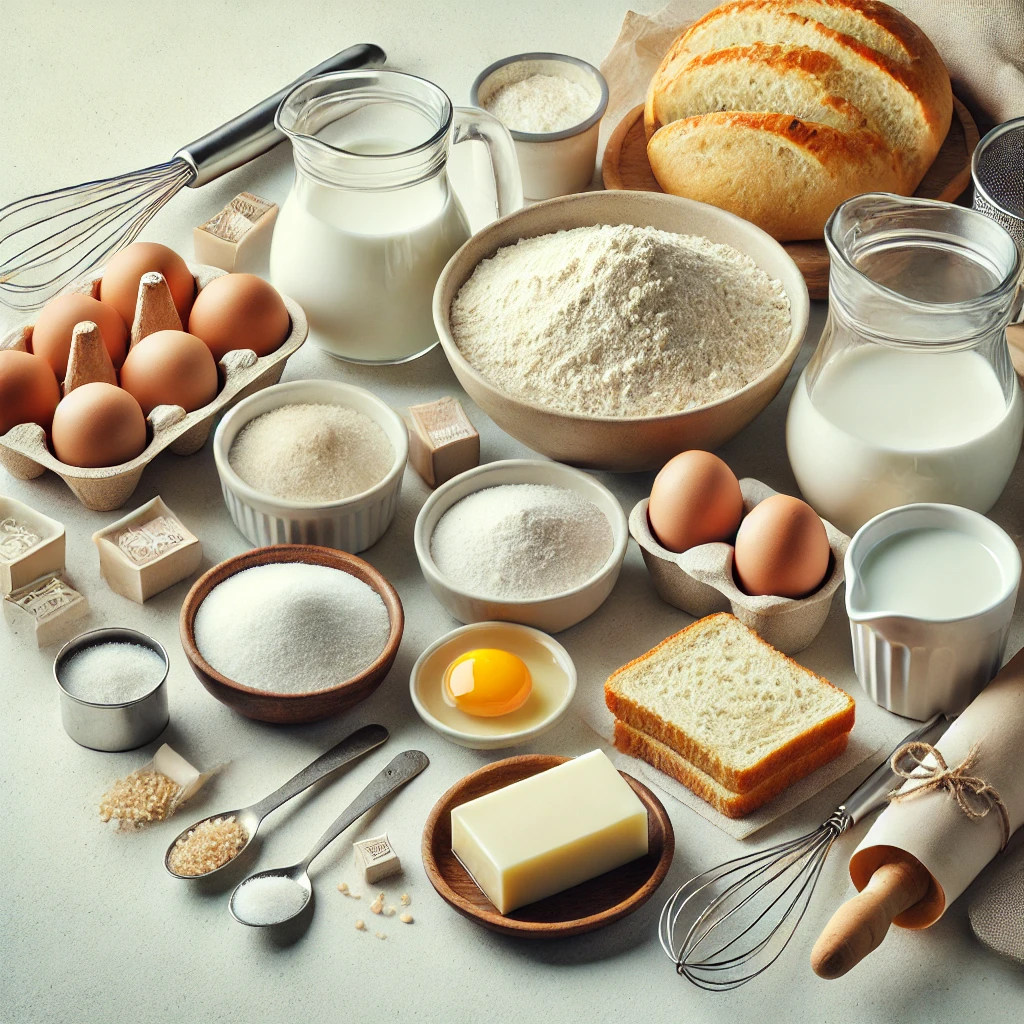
[849,647,1024,927]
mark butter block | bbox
[3,572,88,648]
[451,750,648,914]
[0,496,65,596]
[194,192,278,273]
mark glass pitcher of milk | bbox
[787,193,1024,535]
[271,70,522,363]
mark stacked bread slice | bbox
[605,613,855,817]
[644,0,953,240]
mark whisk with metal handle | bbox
[659,716,949,991]
[0,43,385,311]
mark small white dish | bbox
[213,379,408,553]
[846,503,1020,720]
[472,53,608,200]
[410,621,577,749]
[413,458,628,633]
[630,478,849,654]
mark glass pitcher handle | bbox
[452,107,523,220]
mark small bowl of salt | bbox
[473,52,608,200]
[54,627,170,751]
[212,378,408,553]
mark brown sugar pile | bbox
[167,816,248,876]
[99,769,182,829]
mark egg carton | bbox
[0,263,307,511]
[629,477,850,654]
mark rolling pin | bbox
[812,646,1024,979]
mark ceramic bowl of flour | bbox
[414,459,628,633]
[433,190,809,472]
[212,379,408,553]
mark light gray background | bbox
[2,3,1022,1023]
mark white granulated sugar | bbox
[194,563,390,693]
[232,875,308,926]
[229,403,394,503]
[485,73,596,134]
[430,483,613,600]
[450,224,792,417]
[59,642,165,705]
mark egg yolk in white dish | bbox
[442,649,532,717]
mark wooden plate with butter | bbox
[421,753,674,939]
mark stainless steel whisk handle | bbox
[837,715,951,826]
[173,43,386,187]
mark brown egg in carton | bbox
[0,263,307,511]
[629,477,850,654]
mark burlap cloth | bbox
[599,0,1024,148]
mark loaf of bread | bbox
[645,0,953,240]
[605,613,854,804]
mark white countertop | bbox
[2,3,1022,1022]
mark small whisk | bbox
[659,716,947,991]
[0,44,384,311]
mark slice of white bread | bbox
[604,613,854,794]
[647,112,901,241]
[614,719,850,818]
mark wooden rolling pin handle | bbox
[811,857,931,980]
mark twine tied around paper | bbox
[889,741,1011,850]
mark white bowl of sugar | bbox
[212,379,408,553]
[472,53,608,200]
[414,459,629,633]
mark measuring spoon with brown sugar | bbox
[164,723,388,880]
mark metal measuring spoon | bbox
[229,749,429,927]
[164,723,389,879]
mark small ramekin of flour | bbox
[472,53,608,200]
[414,459,628,633]
[213,379,409,553]
[180,547,403,724]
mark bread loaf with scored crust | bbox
[644,0,952,239]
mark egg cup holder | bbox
[629,478,850,654]
[0,263,307,511]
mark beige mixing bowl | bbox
[433,191,809,472]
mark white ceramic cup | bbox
[845,503,1021,720]
[472,53,608,200]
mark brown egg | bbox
[0,350,61,435]
[119,330,219,415]
[648,450,743,553]
[51,382,147,468]
[99,242,195,328]
[734,494,830,598]
[31,293,128,376]
[188,273,290,361]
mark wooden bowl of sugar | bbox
[179,544,404,724]
[433,190,810,472]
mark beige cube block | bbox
[0,496,65,596]
[92,496,202,604]
[405,397,480,487]
[3,573,88,648]
[193,192,278,273]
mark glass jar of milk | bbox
[787,194,1024,535]
[271,70,522,363]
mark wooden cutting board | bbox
[602,98,980,300]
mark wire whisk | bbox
[0,161,195,310]
[0,44,385,312]
[658,716,948,991]
[660,810,849,991]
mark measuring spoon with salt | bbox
[229,749,429,927]
[165,723,389,880]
